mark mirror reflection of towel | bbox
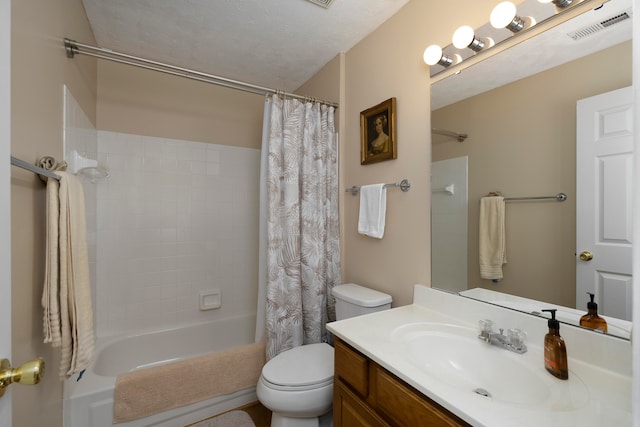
[358,184,387,239]
[479,196,507,280]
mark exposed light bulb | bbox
[423,45,441,65]
[452,26,485,52]
[537,0,573,7]
[452,26,474,49]
[491,2,517,28]
[423,45,452,67]
[554,0,573,7]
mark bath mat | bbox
[187,410,255,427]
[113,341,265,424]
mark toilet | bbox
[256,283,392,427]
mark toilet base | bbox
[270,410,333,427]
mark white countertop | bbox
[327,286,632,427]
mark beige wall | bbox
[295,54,342,105]
[341,1,491,307]
[97,60,265,149]
[97,52,345,150]
[432,42,631,307]
[10,0,96,425]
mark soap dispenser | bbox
[541,309,568,380]
[579,292,608,333]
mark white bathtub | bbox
[64,314,258,427]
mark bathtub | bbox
[64,314,258,427]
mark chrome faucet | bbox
[478,319,527,354]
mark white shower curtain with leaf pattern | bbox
[256,94,341,360]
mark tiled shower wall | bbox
[95,131,260,338]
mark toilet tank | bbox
[332,283,392,321]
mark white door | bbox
[0,0,12,422]
[576,86,633,320]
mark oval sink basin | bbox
[391,323,588,409]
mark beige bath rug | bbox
[187,410,255,427]
[113,341,265,423]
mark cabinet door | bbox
[334,380,390,427]
[372,365,469,427]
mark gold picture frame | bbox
[360,97,397,165]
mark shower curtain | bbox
[256,94,341,360]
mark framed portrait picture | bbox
[360,97,397,165]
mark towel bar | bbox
[346,179,410,196]
[11,156,61,181]
[487,192,567,202]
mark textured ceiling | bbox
[80,0,631,101]
[81,0,410,92]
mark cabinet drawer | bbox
[335,338,369,397]
[372,365,470,427]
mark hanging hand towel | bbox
[41,171,96,379]
[58,171,95,379]
[42,177,61,346]
[358,184,387,239]
[479,196,507,280]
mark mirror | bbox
[430,0,633,339]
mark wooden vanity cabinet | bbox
[334,380,389,427]
[334,338,471,427]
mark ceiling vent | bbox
[305,0,336,8]
[567,9,631,41]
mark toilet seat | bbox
[261,343,334,391]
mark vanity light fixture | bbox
[425,0,602,79]
[490,1,535,32]
[452,25,487,51]
[423,45,455,67]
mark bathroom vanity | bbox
[334,338,469,426]
[327,285,632,426]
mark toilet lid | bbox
[262,343,334,388]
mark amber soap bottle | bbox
[579,292,608,333]
[541,309,568,380]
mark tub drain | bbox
[473,388,491,398]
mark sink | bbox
[391,322,589,409]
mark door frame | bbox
[0,0,12,421]
[632,5,640,423]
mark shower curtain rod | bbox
[63,39,339,108]
[431,127,468,142]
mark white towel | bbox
[479,196,507,280]
[42,171,95,379]
[358,184,387,239]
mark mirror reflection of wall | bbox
[432,156,468,293]
[431,41,631,309]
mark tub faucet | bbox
[478,319,527,354]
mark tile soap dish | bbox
[69,150,110,183]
